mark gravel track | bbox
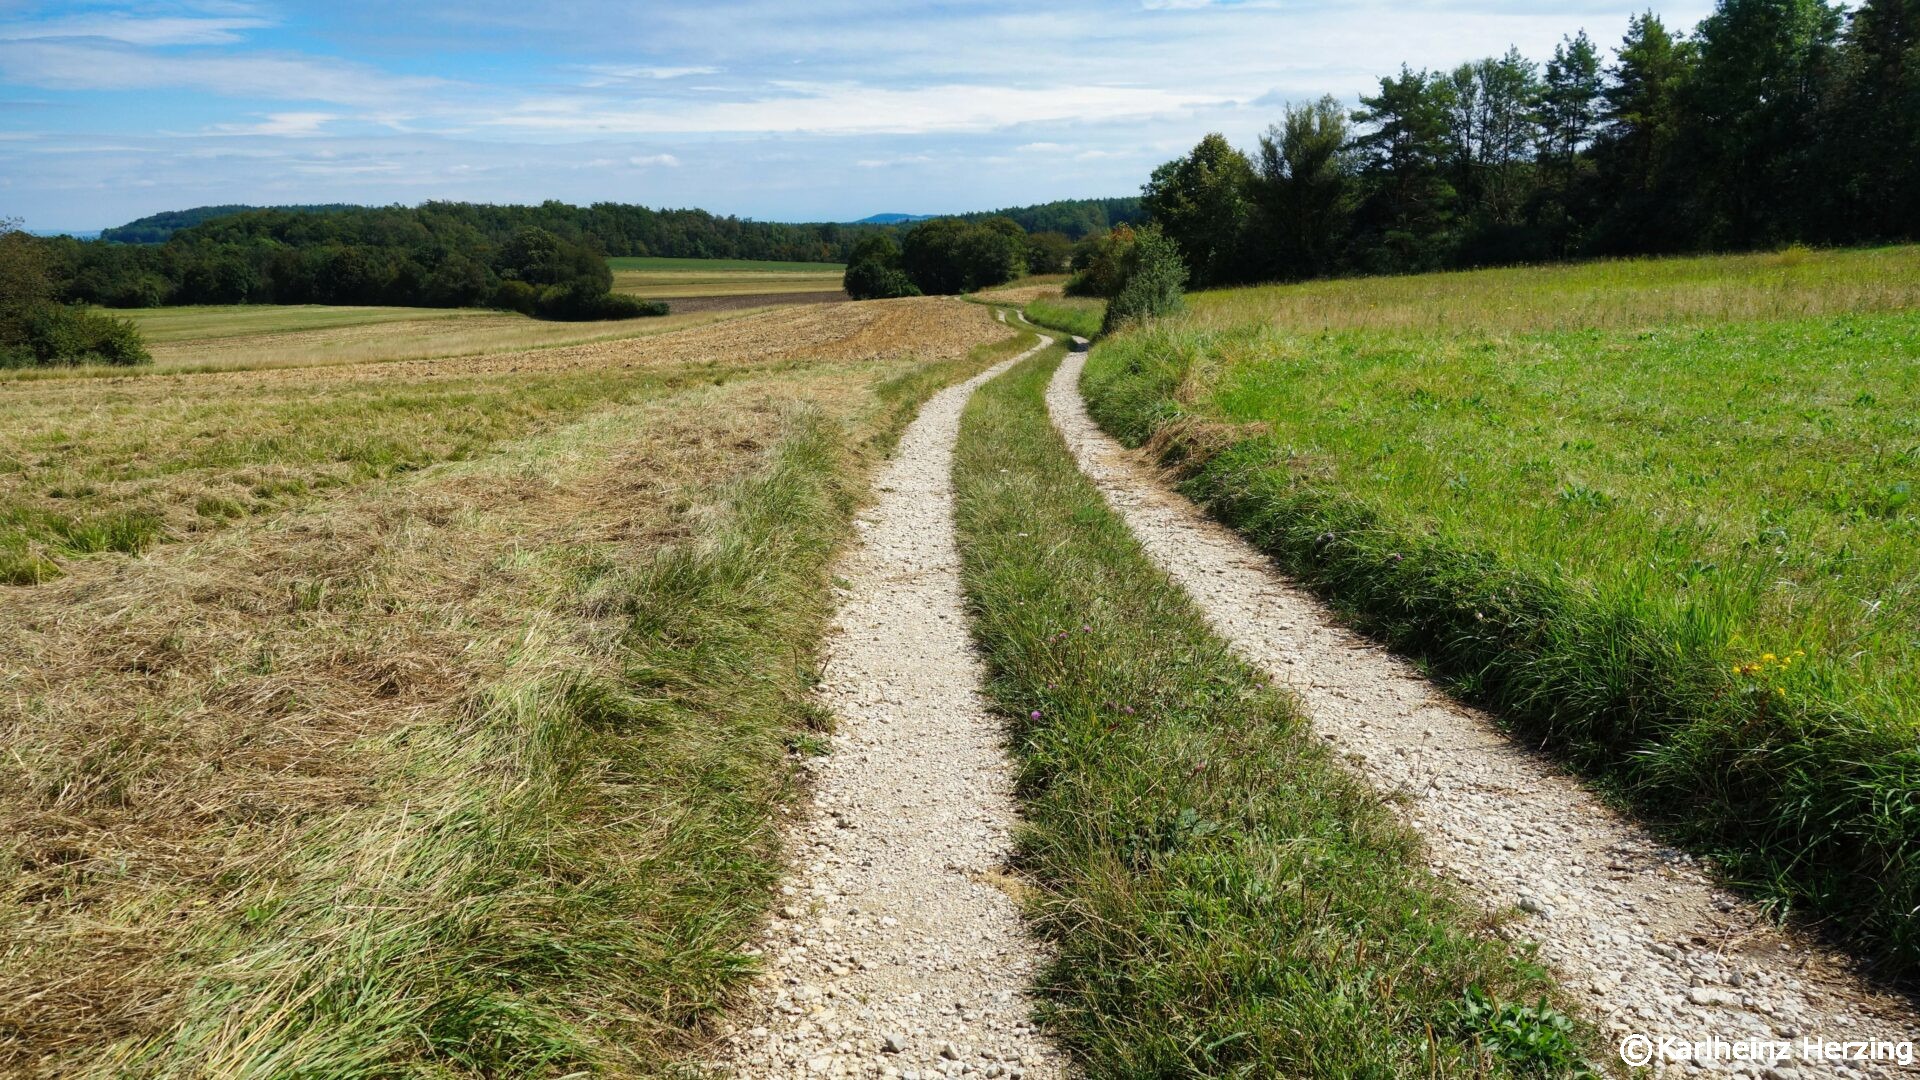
[1044,347,1918,1079]
[711,337,1067,1080]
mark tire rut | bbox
[1044,347,1918,1079]
[711,338,1067,1080]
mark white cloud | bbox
[855,153,935,168]
[0,40,448,107]
[485,81,1226,137]
[580,64,722,85]
[628,153,682,167]
[208,111,339,136]
[0,14,273,47]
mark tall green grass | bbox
[1081,245,1920,975]
[952,349,1594,1078]
[1022,296,1105,340]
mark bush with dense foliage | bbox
[1098,228,1189,333]
[1060,224,1190,333]
[840,234,923,300]
[898,217,1027,294]
[0,222,149,368]
[1,302,150,368]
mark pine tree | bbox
[1351,67,1458,270]
[1684,0,1845,243]
[1830,0,1920,237]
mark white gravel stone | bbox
[710,339,1065,1079]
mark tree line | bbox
[36,206,676,320]
[88,195,1143,259]
[1140,0,1919,287]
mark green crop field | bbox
[1083,245,1920,971]
[607,257,847,302]
[606,256,845,273]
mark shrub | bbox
[490,279,541,316]
[1066,225,1138,298]
[1100,227,1188,333]
[0,302,151,368]
[535,282,669,321]
[842,259,921,301]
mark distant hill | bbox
[960,197,1145,240]
[853,199,1145,239]
[96,195,1146,252]
[100,204,362,244]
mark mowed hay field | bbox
[109,304,747,373]
[1082,245,1920,972]
[0,294,1025,1075]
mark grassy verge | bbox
[1022,296,1104,340]
[952,348,1593,1078]
[1081,245,1920,975]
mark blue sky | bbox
[0,0,1715,232]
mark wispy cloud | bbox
[0,13,273,47]
[208,111,340,136]
[578,64,722,86]
[484,81,1226,136]
[0,39,448,107]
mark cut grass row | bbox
[952,347,1594,1077]
[0,363,680,585]
[0,299,967,586]
[1081,244,1920,975]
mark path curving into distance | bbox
[1044,346,1918,1079]
[712,336,1066,1080]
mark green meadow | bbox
[1083,245,1920,972]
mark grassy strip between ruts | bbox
[1081,310,1920,978]
[951,347,1597,1078]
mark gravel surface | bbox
[1045,347,1919,1079]
[710,338,1067,1080]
